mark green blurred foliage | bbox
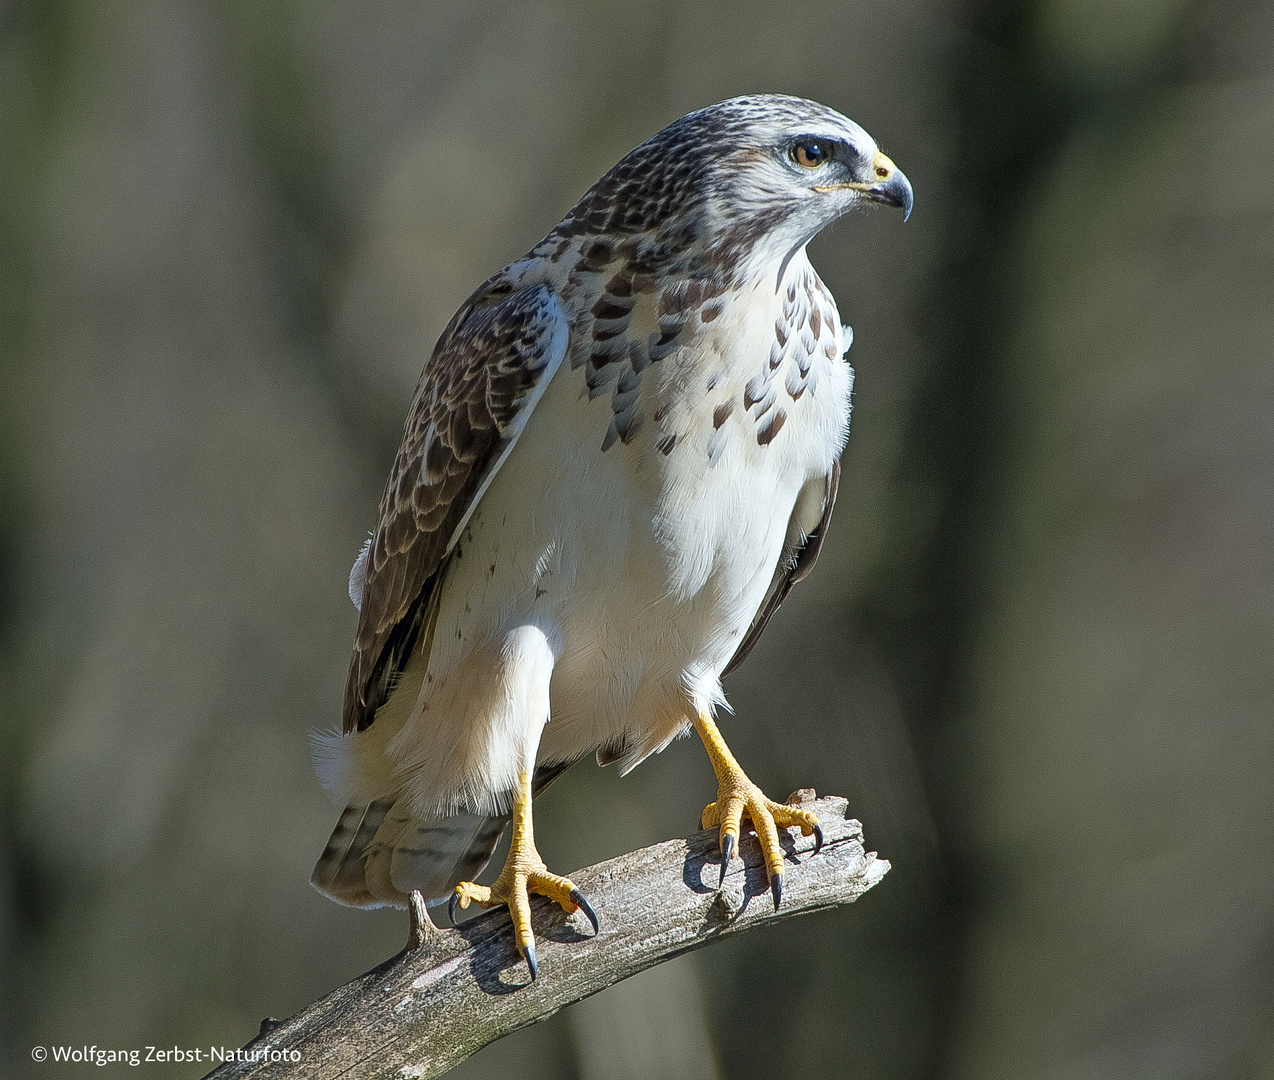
[1,1,1271,1078]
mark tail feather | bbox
[309,801,394,907]
[311,801,508,909]
[388,812,510,903]
[310,758,582,909]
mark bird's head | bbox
[703,95,911,219]
[558,95,911,281]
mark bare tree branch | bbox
[204,793,888,1080]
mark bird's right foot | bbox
[447,770,598,980]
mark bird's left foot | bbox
[694,714,822,910]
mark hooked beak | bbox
[814,150,913,221]
[863,152,913,221]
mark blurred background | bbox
[1,0,1272,1077]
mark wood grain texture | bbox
[204,794,887,1079]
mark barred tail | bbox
[310,800,508,909]
[310,760,578,909]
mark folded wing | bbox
[344,280,570,734]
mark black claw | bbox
[448,891,461,925]
[812,823,824,857]
[719,833,735,887]
[771,871,783,912]
[523,942,538,982]
[570,888,600,935]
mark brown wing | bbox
[722,460,841,678]
[344,281,569,733]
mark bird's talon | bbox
[812,822,824,856]
[449,880,491,924]
[522,941,538,982]
[570,888,600,935]
[771,871,783,911]
[718,832,736,887]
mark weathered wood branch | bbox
[204,793,888,1080]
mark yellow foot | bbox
[449,863,597,980]
[694,713,822,911]
[446,769,597,981]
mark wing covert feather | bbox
[343,281,569,733]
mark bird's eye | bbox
[791,140,831,169]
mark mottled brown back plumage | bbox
[344,282,564,732]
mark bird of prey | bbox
[312,94,911,978]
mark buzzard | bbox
[312,95,912,978]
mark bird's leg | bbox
[449,769,598,980]
[694,712,823,910]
